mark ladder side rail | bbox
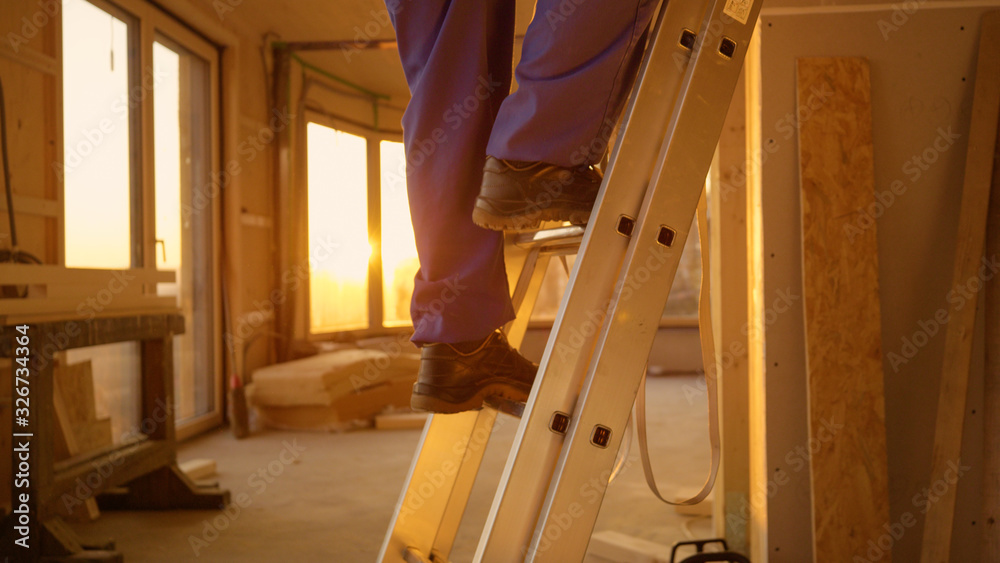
[378,409,499,562]
[430,247,553,558]
[379,229,559,562]
[526,1,764,559]
[473,0,711,558]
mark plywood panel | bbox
[797,57,891,562]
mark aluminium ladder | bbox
[379,0,763,558]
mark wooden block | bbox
[54,360,96,423]
[74,419,113,453]
[922,13,1000,563]
[375,412,428,430]
[0,264,175,285]
[797,57,891,562]
[586,531,671,563]
[179,458,218,481]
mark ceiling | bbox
[213,0,535,101]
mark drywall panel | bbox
[755,5,995,561]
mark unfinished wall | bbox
[747,2,999,561]
[0,0,62,263]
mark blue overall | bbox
[387,0,657,344]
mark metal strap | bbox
[636,191,721,506]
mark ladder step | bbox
[511,225,585,254]
[483,395,526,418]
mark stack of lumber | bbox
[249,347,420,432]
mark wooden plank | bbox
[921,12,1000,563]
[0,193,60,217]
[0,296,178,316]
[797,57,891,562]
[179,458,217,480]
[985,103,1000,560]
[375,412,428,430]
[0,264,175,285]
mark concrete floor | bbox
[73,375,713,562]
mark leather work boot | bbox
[472,156,603,231]
[411,330,538,414]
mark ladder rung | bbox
[511,224,585,252]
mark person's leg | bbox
[387,0,516,345]
[487,0,658,167]
[471,0,658,231]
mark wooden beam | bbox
[0,193,59,217]
[984,85,1000,560]
[797,57,891,562]
[921,12,1000,562]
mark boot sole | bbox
[411,381,531,415]
[472,201,591,231]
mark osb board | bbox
[797,57,891,561]
[754,7,990,561]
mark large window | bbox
[380,140,418,327]
[306,117,417,335]
[307,123,371,332]
[61,0,221,437]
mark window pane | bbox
[154,39,215,422]
[62,0,131,268]
[307,123,370,332]
[380,140,418,327]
